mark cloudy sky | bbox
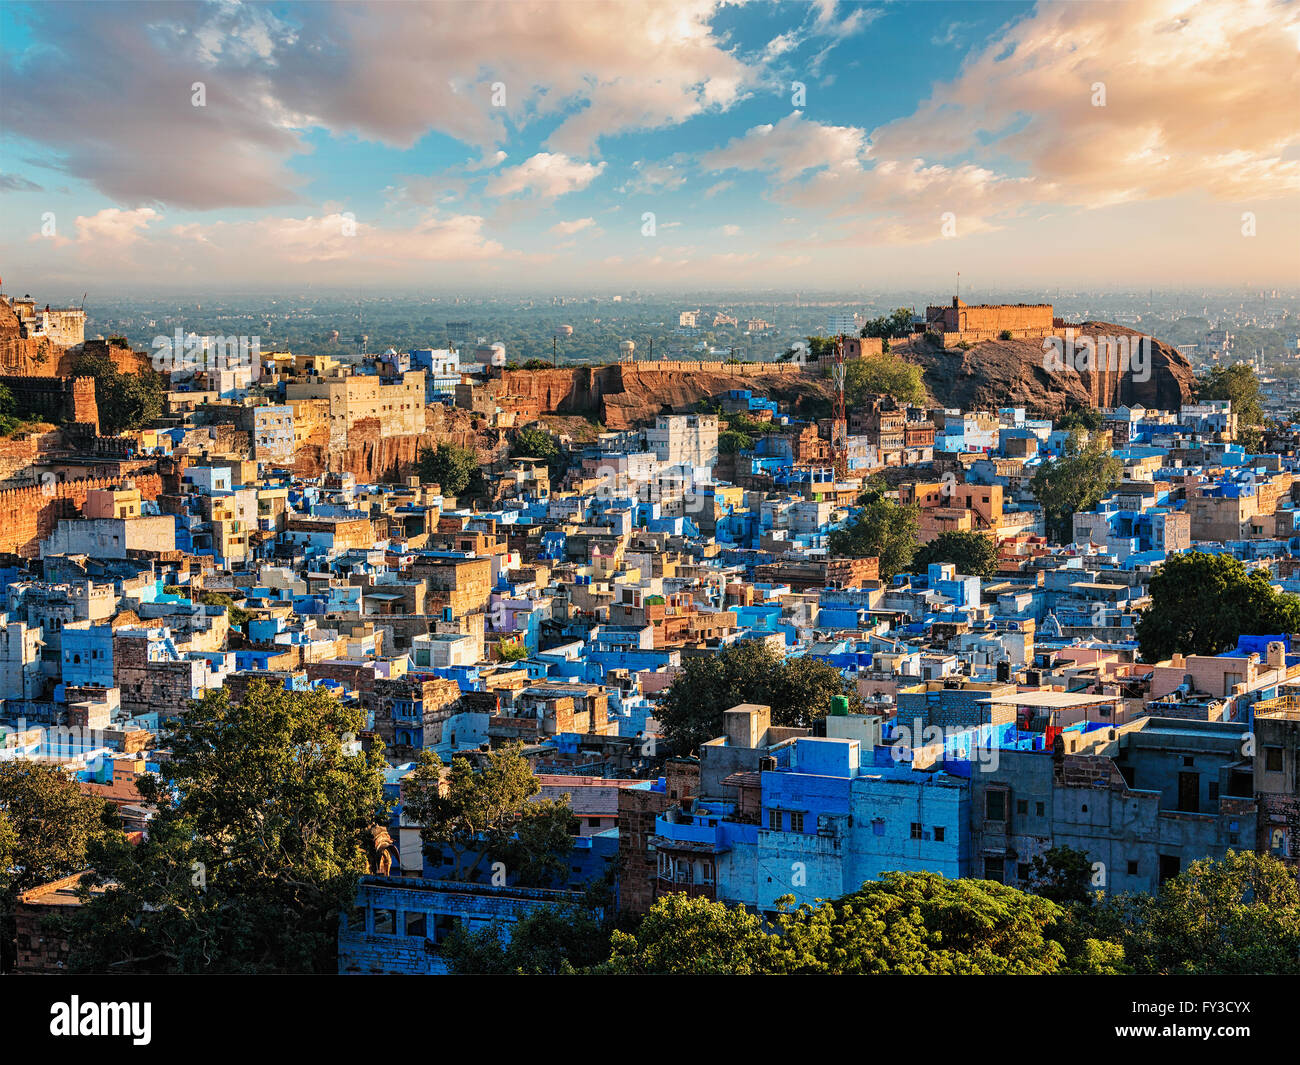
[1,0,1297,293]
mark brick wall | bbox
[0,471,162,556]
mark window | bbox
[789,811,805,833]
[587,817,601,828]
[1266,746,1284,772]
[910,822,923,840]
[1016,799,1028,815]
[768,809,783,831]
[1035,802,1045,816]
[1017,863,1030,882]
[984,857,1005,883]
[1127,860,1138,875]
[404,912,427,938]
[933,826,945,842]
[373,908,396,935]
[986,790,1006,822]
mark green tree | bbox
[657,641,863,753]
[194,590,250,628]
[1097,851,1300,975]
[65,682,389,973]
[860,308,914,339]
[510,427,559,465]
[828,499,920,579]
[1197,363,1264,429]
[1135,550,1300,661]
[402,743,575,886]
[602,893,778,974]
[913,530,998,578]
[0,762,118,971]
[70,351,165,433]
[1026,845,1095,906]
[441,905,610,974]
[1056,404,1105,433]
[843,354,927,406]
[1030,430,1122,542]
[416,441,482,497]
[770,872,1072,975]
[719,428,753,453]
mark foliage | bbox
[402,743,575,887]
[602,893,778,974]
[416,441,483,497]
[497,638,529,662]
[602,872,1079,975]
[843,354,927,407]
[912,530,998,578]
[1029,429,1122,542]
[719,428,753,453]
[860,308,914,339]
[1091,851,1300,975]
[64,682,389,973]
[1197,363,1264,428]
[1056,405,1105,433]
[510,427,559,466]
[657,641,862,753]
[828,499,920,579]
[1026,846,1095,906]
[193,590,250,628]
[1135,550,1300,661]
[70,351,165,433]
[0,762,118,971]
[441,904,610,974]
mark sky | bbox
[0,0,1297,295]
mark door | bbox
[1177,772,1199,813]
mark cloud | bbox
[1,0,754,209]
[550,217,597,235]
[0,173,43,193]
[73,207,161,245]
[486,153,606,201]
[702,112,868,182]
[873,0,1300,207]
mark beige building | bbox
[285,369,426,448]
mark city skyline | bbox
[1,0,1297,292]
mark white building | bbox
[644,414,719,469]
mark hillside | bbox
[895,322,1196,416]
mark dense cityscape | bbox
[0,0,1296,1031]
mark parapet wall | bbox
[0,374,98,431]
[0,471,162,557]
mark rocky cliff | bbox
[497,364,834,429]
[897,322,1196,415]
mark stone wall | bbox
[0,374,98,430]
[0,471,162,557]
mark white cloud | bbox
[487,154,606,201]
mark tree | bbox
[510,427,559,466]
[912,530,998,578]
[402,743,575,886]
[656,641,863,753]
[0,762,117,971]
[1030,429,1122,542]
[828,499,920,580]
[441,905,610,974]
[70,351,165,433]
[1056,404,1105,433]
[1026,845,1095,906]
[193,590,250,628]
[1197,363,1264,429]
[65,682,389,973]
[1097,851,1300,975]
[770,872,1072,975]
[602,893,778,974]
[1135,550,1300,661]
[860,308,914,340]
[416,442,482,497]
[719,428,752,453]
[843,354,927,406]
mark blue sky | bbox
[1,0,1296,292]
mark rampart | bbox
[0,471,162,557]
